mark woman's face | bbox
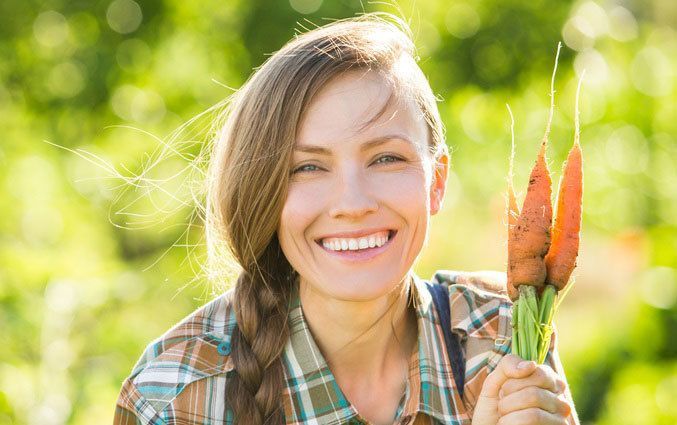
[278,70,448,302]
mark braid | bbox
[226,241,294,424]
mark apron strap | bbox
[427,282,465,398]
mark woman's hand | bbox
[471,354,573,425]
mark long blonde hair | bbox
[205,12,447,424]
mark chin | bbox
[318,272,406,302]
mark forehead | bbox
[296,70,428,150]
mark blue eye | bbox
[374,154,403,164]
[292,155,403,175]
[292,164,321,174]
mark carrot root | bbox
[506,43,560,294]
[544,70,585,290]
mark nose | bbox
[328,165,378,219]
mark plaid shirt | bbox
[114,270,576,424]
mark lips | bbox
[314,229,397,246]
[315,230,397,262]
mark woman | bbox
[114,13,579,425]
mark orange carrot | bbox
[545,71,585,290]
[508,44,585,363]
[508,141,553,289]
[507,43,561,293]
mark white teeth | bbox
[321,231,392,252]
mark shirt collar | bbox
[281,272,470,424]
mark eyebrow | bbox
[294,134,414,155]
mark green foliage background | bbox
[1,0,675,423]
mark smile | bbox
[320,230,391,251]
[315,230,397,261]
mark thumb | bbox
[480,354,536,398]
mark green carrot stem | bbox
[537,284,558,364]
[512,284,562,363]
[511,299,519,355]
[538,324,554,364]
[518,285,540,361]
[528,286,540,361]
[517,293,529,358]
[538,284,557,323]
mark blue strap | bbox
[426,282,465,397]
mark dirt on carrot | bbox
[545,71,585,290]
[506,43,562,296]
[507,43,585,364]
[508,141,553,289]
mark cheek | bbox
[374,167,431,211]
[279,183,325,243]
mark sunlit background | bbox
[1,0,675,424]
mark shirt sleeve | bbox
[113,405,144,425]
[113,377,164,425]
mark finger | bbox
[500,364,566,397]
[497,407,568,425]
[498,386,572,417]
[481,354,537,398]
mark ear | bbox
[429,151,449,216]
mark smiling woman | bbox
[280,69,443,305]
[114,12,578,425]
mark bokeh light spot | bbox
[111,85,165,123]
[114,271,146,301]
[22,206,63,247]
[631,47,673,98]
[418,21,441,56]
[562,15,595,52]
[107,0,143,34]
[637,267,677,310]
[44,279,79,314]
[655,374,677,415]
[472,40,510,82]
[47,61,86,98]
[130,90,166,124]
[33,11,69,48]
[608,6,638,42]
[460,93,491,143]
[604,125,649,174]
[7,155,59,202]
[116,38,152,72]
[576,1,608,38]
[445,4,480,39]
[289,0,323,15]
[574,48,609,87]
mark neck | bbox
[299,274,418,377]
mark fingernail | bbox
[517,361,534,370]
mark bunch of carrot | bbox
[506,42,585,364]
